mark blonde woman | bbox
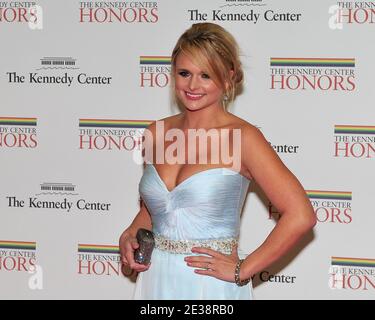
[119,23,316,299]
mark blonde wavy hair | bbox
[171,23,244,109]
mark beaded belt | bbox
[154,234,238,255]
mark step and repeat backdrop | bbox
[1,0,374,299]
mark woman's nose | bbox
[188,75,199,91]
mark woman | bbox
[119,22,316,299]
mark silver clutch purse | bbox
[134,228,155,265]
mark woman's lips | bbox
[185,91,205,101]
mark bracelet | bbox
[234,259,251,287]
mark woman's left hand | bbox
[184,245,239,282]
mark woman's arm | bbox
[119,199,152,239]
[119,199,152,272]
[240,125,317,280]
[119,121,156,272]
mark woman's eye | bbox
[178,71,189,77]
[201,73,210,79]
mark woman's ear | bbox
[225,70,235,90]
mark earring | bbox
[222,95,229,110]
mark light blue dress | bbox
[133,162,253,300]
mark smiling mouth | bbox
[185,91,205,100]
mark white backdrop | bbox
[1,0,374,299]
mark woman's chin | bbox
[183,104,205,112]
[180,100,202,111]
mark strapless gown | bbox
[133,162,253,300]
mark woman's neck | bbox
[180,104,228,130]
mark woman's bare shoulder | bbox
[225,113,259,133]
[223,114,270,156]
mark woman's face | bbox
[174,53,224,112]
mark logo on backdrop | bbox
[0,240,36,273]
[0,117,37,149]
[258,126,300,155]
[329,1,375,29]
[37,57,79,70]
[329,257,375,291]
[0,1,43,29]
[268,189,352,224]
[6,57,112,87]
[188,0,302,24]
[5,183,112,214]
[79,1,159,23]
[79,118,152,151]
[77,244,121,276]
[270,58,356,91]
[140,56,171,88]
[255,270,297,285]
[307,190,352,224]
[334,125,375,158]
[269,141,299,154]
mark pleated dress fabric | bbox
[133,162,253,300]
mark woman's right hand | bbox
[119,231,151,273]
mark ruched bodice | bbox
[139,163,251,241]
[134,162,253,300]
